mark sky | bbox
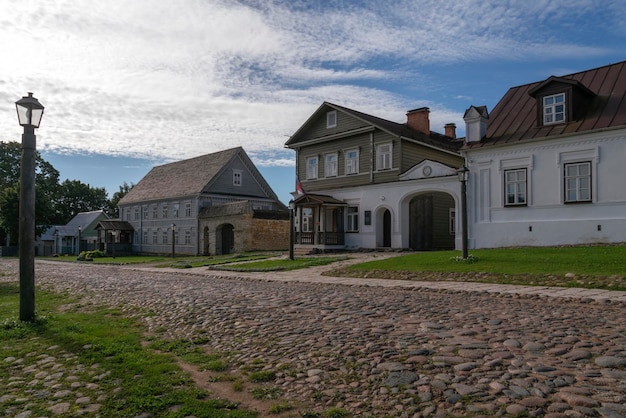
[1,0,625,205]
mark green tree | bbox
[107,182,134,218]
[0,141,60,245]
[54,179,109,224]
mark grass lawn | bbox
[207,256,349,272]
[338,245,626,291]
[0,282,258,417]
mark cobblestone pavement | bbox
[2,258,626,417]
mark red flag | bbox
[296,177,305,195]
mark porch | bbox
[292,193,347,251]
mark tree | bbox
[54,179,109,224]
[107,182,134,218]
[0,141,60,245]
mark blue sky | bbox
[1,0,625,204]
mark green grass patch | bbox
[210,256,348,272]
[0,283,257,417]
[342,246,626,290]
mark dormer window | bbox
[543,93,565,125]
[326,110,337,128]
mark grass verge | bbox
[0,283,257,417]
[207,256,349,272]
[337,246,626,291]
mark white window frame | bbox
[376,143,392,170]
[162,231,168,244]
[564,161,592,203]
[185,202,192,217]
[326,110,337,128]
[184,230,192,245]
[345,149,359,175]
[302,208,313,232]
[233,170,242,186]
[173,203,179,218]
[324,153,338,177]
[306,156,318,180]
[162,204,168,218]
[346,206,359,232]
[152,231,158,244]
[543,93,565,125]
[504,168,527,206]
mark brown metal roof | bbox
[466,60,626,149]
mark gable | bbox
[206,153,281,201]
[399,160,458,181]
[119,147,242,205]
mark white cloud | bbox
[0,0,623,170]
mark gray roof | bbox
[55,210,108,236]
[119,147,244,205]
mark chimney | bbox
[463,105,489,143]
[444,123,456,139]
[406,107,430,135]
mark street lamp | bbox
[16,92,44,322]
[288,200,295,260]
[457,166,469,259]
[171,224,176,258]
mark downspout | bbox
[370,132,374,183]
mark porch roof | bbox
[294,193,347,206]
[95,220,135,231]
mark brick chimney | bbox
[444,123,456,139]
[406,107,430,135]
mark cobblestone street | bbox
[2,259,625,417]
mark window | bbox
[504,169,527,206]
[325,153,338,177]
[346,207,359,232]
[152,231,158,244]
[143,206,148,219]
[134,207,140,220]
[302,208,313,232]
[152,205,158,219]
[376,143,392,170]
[184,230,191,245]
[233,170,242,186]
[185,202,192,217]
[326,110,337,128]
[143,231,148,244]
[162,204,168,218]
[564,162,591,202]
[306,157,318,180]
[345,149,359,175]
[543,93,565,125]
[162,231,168,244]
[173,203,179,218]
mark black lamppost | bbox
[171,224,176,258]
[288,200,295,260]
[457,166,469,259]
[16,92,44,322]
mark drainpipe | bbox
[370,132,374,183]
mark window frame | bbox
[324,153,338,177]
[564,161,592,203]
[346,206,359,232]
[233,170,242,186]
[542,92,566,125]
[345,149,359,175]
[185,202,192,217]
[306,156,318,180]
[504,168,528,206]
[326,110,337,128]
[376,143,392,171]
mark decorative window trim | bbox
[306,156,318,180]
[326,110,337,128]
[564,161,592,203]
[345,148,359,175]
[376,143,393,171]
[324,153,338,177]
[233,169,242,186]
[558,148,597,204]
[504,168,527,206]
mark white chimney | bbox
[463,106,489,143]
